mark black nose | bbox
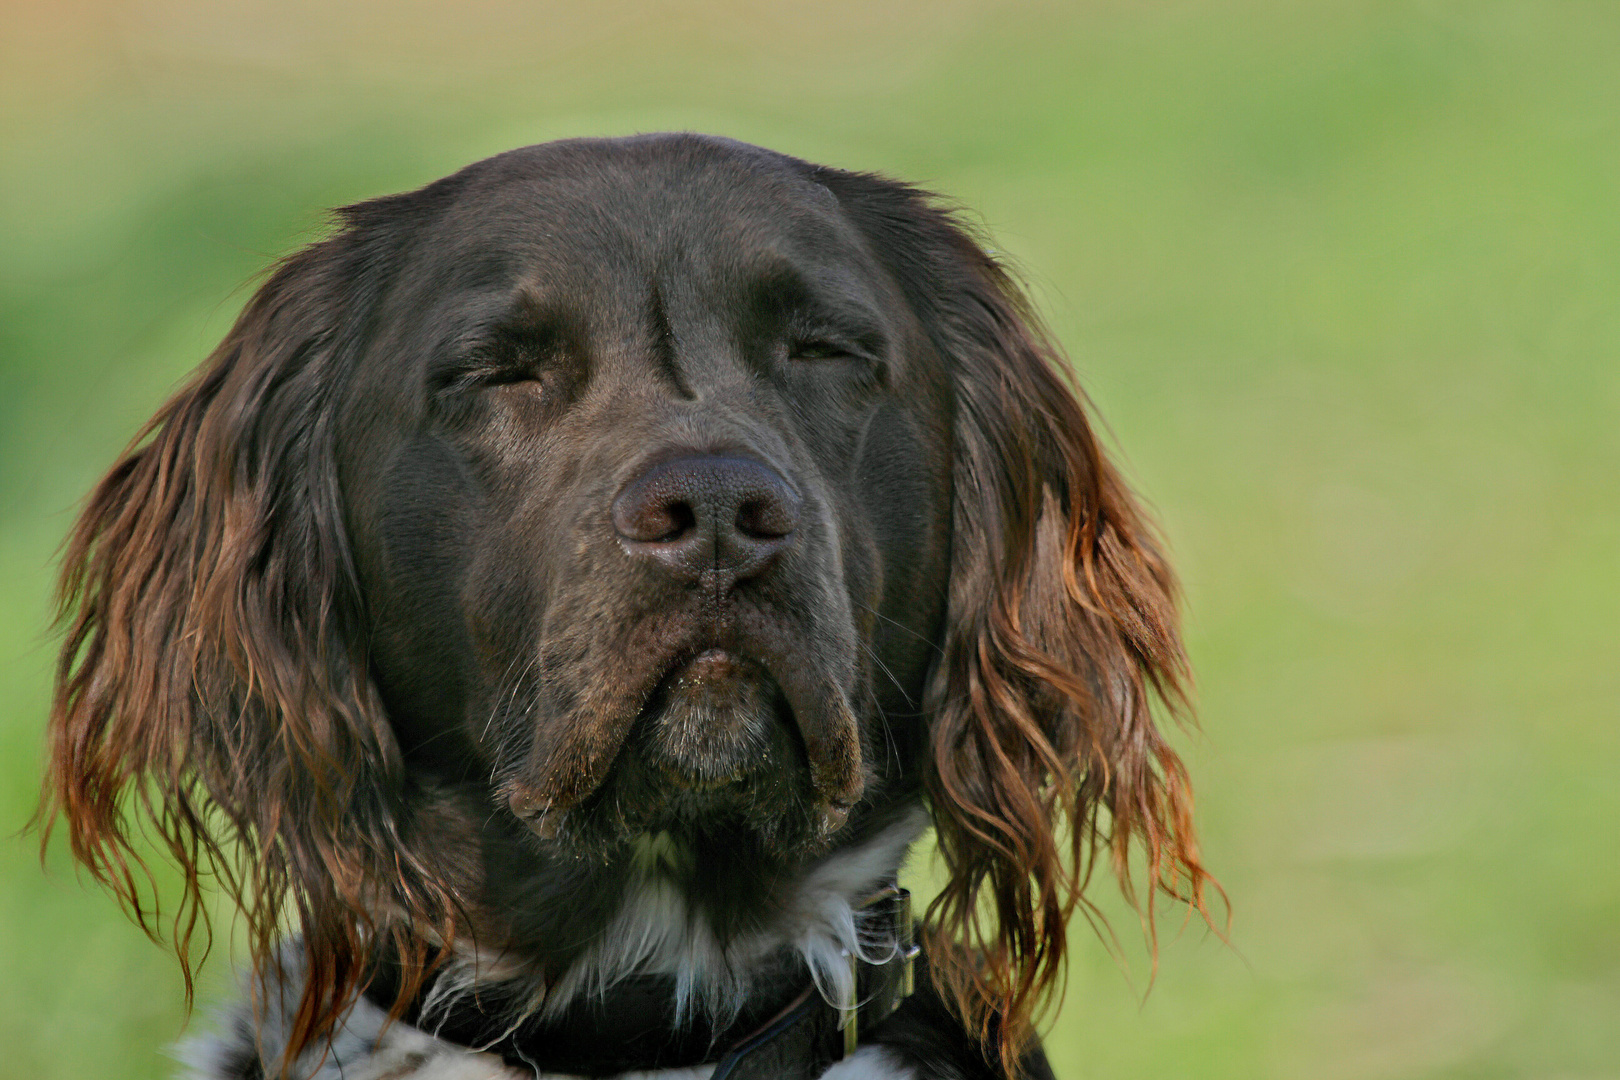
[612,455,801,585]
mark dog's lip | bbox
[505,642,771,820]
[507,626,862,829]
[638,646,787,778]
[646,638,864,810]
[669,646,742,684]
[642,644,778,713]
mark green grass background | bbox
[2,1,1616,1076]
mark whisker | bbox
[870,695,901,778]
[482,651,530,743]
[488,652,541,785]
[858,638,914,708]
[855,641,908,778]
[855,601,943,656]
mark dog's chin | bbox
[527,649,829,861]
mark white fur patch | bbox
[175,969,515,1079]
[540,807,929,1027]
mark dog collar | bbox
[711,884,919,1080]
[363,885,919,1079]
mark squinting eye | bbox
[788,340,849,361]
[486,368,542,387]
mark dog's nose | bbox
[612,455,800,584]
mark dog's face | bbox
[42,134,1208,1066]
[338,142,952,859]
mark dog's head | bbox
[41,134,1208,1066]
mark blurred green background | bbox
[3,1,1616,1077]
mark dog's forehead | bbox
[420,137,866,290]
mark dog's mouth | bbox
[506,642,825,851]
[500,583,871,854]
[634,647,799,792]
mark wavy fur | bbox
[821,172,1216,1069]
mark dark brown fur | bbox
[38,134,1213,1076]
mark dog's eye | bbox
[482,367,543,388]
[433,364,539,395]
[788,340,851,361]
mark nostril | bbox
[651,501,697,543]
[612,485,699,545]
[735,495,796,540]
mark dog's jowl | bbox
[40,134,1212,1080]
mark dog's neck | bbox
[433,805,929,1031]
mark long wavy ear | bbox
[36,199,460,1063]
[823,170,1213,1071]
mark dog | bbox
[39,133,1211,1079]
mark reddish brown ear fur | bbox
[35,212,461,1067]
[928,275,1211,1068]
[823,171,1215,1073]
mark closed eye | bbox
[480,365,544,387]
[433,359,544,395]
[431,291,584,396]
[788,339,854,361]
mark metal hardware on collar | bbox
[714,882,920,1077]
[899,886,919,997]
[833,883,918,1061]
[841,951,860,1057]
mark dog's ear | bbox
[37,195,459,1062]
[822,170,1213,1068]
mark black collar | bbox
[362,886,919,1080]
